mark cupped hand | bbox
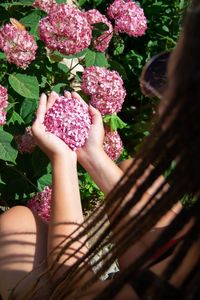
[64,91,105,163]
[32,92,76,162]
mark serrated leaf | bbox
[9,73,39,99]
[85,49,109,67]
[7,111,25,126]
[37,174,52,191]
[103,115,127,131]
[0,131,17,163]
[5,102,17,112]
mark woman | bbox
[1,0,200,298]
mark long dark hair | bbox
[12,1,200,299]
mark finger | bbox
[72,91,87,106]
[89,105,103,126]
[36,93,47,123]
[71,91,83,101]
[47,91,59,110]
[64,90,72,99]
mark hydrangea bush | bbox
[0,0,187,212]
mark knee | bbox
[0,206,35,233]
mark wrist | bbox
[51,151,77,166]
[78,147,105,167]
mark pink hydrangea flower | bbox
[86,9,113,52]
[103,128,123,161]
[81,66,126,115]
[33,0,57,13]
[27,186,52,222]
[39,4,92,55]
[44,95,91,151]
[107,0,147,37]
[0,24,38,69]
[15,126,36,154]
[0,85,8,126]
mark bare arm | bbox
[32,92,87,278]
[74,92,183,272]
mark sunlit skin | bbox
[0,30,197,299]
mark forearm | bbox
[48,155,87,274]
[79,149,123,196]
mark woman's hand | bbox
[64,91,105,164]
[32,92,76,162]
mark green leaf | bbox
[20,10,44,38]
[58,62,69,73]
[103,115,127,131]
[85,49,109,67]
[162,25,169,32]
[0,1,34,8]
[20,98,38,124]
[51,49,87,61]
[0,51,5,59]
[37,174,52,191]
[0,131,17,163]
[56,0,66,3]
[52,83,67,94]
[5,102,17,112]
[78,0,87,6]
[7,111,25,126]
[9,73,39,99]
[0,63,7,81]
[108,59,128,80]
[0,175,5,185]
[92,22,109,39]
[32,148,49,177]
[113,36,125,56]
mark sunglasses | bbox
[139,51,171,100]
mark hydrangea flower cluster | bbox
[0,85,8,126]
[86,9,113,52]
[33,0,57,13]
[15,127,36,154]
[81,66,126,115]
[107,0,147,37]
[27,186,52,222]
[39,4,92,55]
[44,96,91,151]
[103,128,123,161]
[0,24,38,69]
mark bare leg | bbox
[0,206,50,300]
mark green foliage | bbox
[103,114,127,131]
[9,73,39,99]
[0,0,189,208]
[0,130,18,163]
[85,49,109,67]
